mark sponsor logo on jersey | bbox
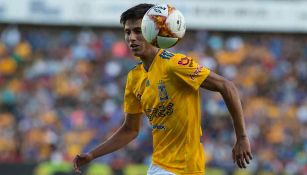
[190,65,203,80]
[158,80,169,101]
[145,102,174,121]
[178,57,190,65]
[152,124,166,130]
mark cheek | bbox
[138,36,148,47]
[137,34,146,41]
[124,35,129,42]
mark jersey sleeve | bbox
[124,72,143,114]
[167,55,210,91]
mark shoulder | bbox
[158,49,176,60]
[159,50,191,70]
[128,61,142,73]
[158,49,188,63]
[158,49,186,60]
[127,61,142,79]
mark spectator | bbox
[0,25,306,174]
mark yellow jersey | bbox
[124,49,211,174]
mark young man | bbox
[73,3,252,175]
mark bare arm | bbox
[89,113,142,158]
[73,113,142,173]
[201,72,246,138]
[200,71,252,168]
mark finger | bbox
[73,163,81,174]
[73,157,78,169]
[236,159,242,168]
[238,158,246,168]
[75,168,82,174]
[242,157,247,168]
[247,151,253,160]
[243,152,250,164]
[241,159,246,168]
[236,154,246,168]
[240,153,247,168]
[75,155,81,164]
[73,156,80,172]
[235,154,241,168]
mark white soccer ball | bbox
[141,4,186,49]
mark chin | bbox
[131,50,143,57]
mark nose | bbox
[129,32,137,41]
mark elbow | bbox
[132,132,139,140]
[225,80,237,90]
[221,79,237,95]
[130,130,139,139]
[122,125,139,139]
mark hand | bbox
[232,136,252,168]
[73,153,94,173]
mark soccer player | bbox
[73,3,252,175]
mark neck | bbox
[140,47,160,71]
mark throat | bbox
[143,61,152,72]
[140,48,160,72]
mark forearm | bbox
[220,81,247,139]
[89,125,138,159]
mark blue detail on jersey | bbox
[146,79,150,87]
[130,61,143,71]
[159,50,174,60]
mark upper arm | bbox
[200,71,234,92]
[122,113,143,133]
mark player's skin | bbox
[73,19,252,173]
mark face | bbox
[124,19,154,57]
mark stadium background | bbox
[0,0,306,175]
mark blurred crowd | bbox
[0,25,306,174]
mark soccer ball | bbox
[141,4,186,49]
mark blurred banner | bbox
[1,0,307,32]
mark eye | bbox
[125,30,131,35]
[135,30,141,35]
[134,28,142,34]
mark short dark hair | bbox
[120,3,154,26]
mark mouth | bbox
[130,44,140,51]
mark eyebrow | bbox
[124,27,141,31]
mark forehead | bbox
[124,19,142,30]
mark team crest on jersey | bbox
[159,50,174,59]
[158,80,169,101]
